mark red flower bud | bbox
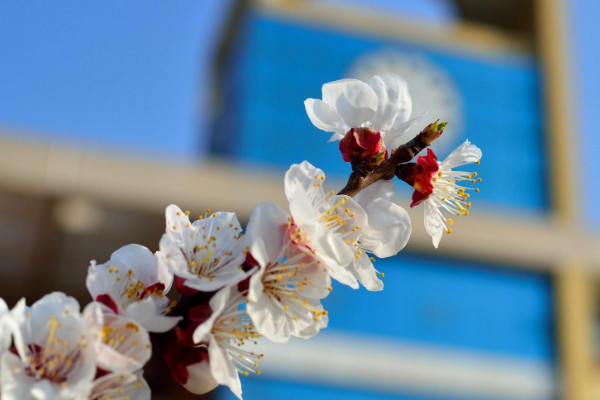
[339,128,388,170]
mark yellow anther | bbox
[176,211,181,216]
[446,228,453,234]
[448,218,454,225]
[476,160,480,165]
[475,188,480,193]
[380,272,385,278]
[185,210,190,215]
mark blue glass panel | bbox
[321,253,555,362]
[217,13,548,212]
[216,376,478,400]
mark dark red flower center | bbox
[410,148,440,207]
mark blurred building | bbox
[0,0,597,399]
[210,1,595,399]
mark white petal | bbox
[91,372,151,400]
[304,98,347,135]
[165,204,189,241]
[441,140,482,169]
[1,352,35,400]
[181,269,247,292]
[328,132,345,142]
[112,244,168,288]
[284,161,327,213]
[325,262,359,289]
[314,227,354,268]
[245,202,289,268]
[31,380,54,400]
[322,79,378,127]
[368,73,412,131]
[293,300,328,338]
[85,304,152,374]
[247,288,290,343]
[424,200,444,248]
[352,254,383,292]
[192,287,230,344]
[383,113,426,149]
[355,181,411,257]
[124,299,181,333]
[246,269,266,303]
[184,360,219,395]
[209,335,242,400]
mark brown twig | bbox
[337,121,445,197]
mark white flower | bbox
[406,140,482,247]
[1,292,96,400]
[158,205,247,292]
[192,286,262,400]
[245,202,330,342]
[83,302,151,374]
[304,73,422,149]
[86,244,180,333]
[89,370,150,400]
[285,161,410,291]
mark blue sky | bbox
[0,0,233,159]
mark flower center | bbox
[121,270,165,303]
[261,246,328,322]
[22,315,85,386]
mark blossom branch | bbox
[338,120,447,197]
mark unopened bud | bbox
[419,120,447,145]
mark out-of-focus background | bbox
[0,0,598,399]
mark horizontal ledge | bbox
[252,331,555,400]
[0,132,597,271]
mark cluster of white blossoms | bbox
[0,73,482,399]
[0,291,151,400]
